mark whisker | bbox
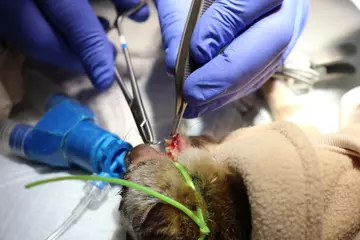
[122,126,162,146]
[188,121,203,131]
[184,119,204,136]
[122,127,139,143]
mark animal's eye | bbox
[189,204,197,211]
[192,174,201,183]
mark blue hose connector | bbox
[0,94,133,178]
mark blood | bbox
[165,133,188,161]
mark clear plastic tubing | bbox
[45,172,111,240]
[0,121,113,240]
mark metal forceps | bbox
[171,0,215,136]
[110,1,156,145]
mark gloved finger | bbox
[153,0,192,72]
[112,0,150,22]
[190,0,283,66]
[36,0,115,90]
[183,55,282,118]
[0,0,84,71]
[184,0,299,107]
[184,92,237,119]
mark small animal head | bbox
[119,135,252,240]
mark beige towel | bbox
[204,120,360,240]
[201,77,360,240]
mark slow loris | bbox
[118,78,303,240]
[119,134,252,240]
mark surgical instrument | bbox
[108,1,157,145]
[171,0,215,136]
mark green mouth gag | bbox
[25,162,210,240]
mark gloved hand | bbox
[0,0,149,91]
[154,0,310,118]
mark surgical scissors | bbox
[105,1,156,144]
[171,0,215,136]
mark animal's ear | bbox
[137,203,164,230]
[118,198,163,235]
[135,203,175,238]
[127,144,162,166]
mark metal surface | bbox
[171,0,215,136]
[112,1,156,144]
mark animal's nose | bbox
[127,144,162,165]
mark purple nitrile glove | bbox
[0,0,149,91]
[153,0,310,118]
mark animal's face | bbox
[119,134,252,240]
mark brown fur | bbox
[118,78,302,239]
[119,136,252,240]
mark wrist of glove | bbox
[154,0,310,118]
